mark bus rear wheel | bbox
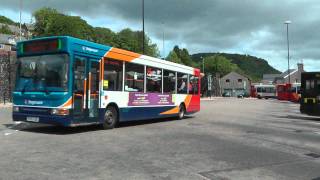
[102,106,118,129]
[178,104,186,120]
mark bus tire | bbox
[102,105,118,130]
[178,104,186,120]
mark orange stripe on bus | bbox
[160,106,179,115]
[105,48,141,62]
[160,95,193,115]
[60,97,72,108]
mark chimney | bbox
[297,63,304,73]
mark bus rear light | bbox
[51,108,69,116]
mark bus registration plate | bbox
[26,117,39,122]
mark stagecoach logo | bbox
[82,46,98,53]
[24,100,44,105]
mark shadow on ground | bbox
[272,114,320,121]
[5,116,193,135]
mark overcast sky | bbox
[1,0,320,72]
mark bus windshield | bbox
[15,54,69,92]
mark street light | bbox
[19,0,22,40]
[162,22,165,60]
[284,20,291,84]
[201,56,205,74]
[142,0,145,54]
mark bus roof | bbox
[18,36,200,76]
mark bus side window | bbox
[90,61,99,93]
[146,66,162,93]
[74,58,85,92]
[177,73,188,94]
[125,63,144,92]
[188,75,199,95]
[104,59,123,91]
[163,70,176,93]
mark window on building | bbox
[238,79,242,83]
[226,79,230,83]
[125,63,144,92]
[163,70,176,93]
[104,59,123,91]
[189,75,199,95]
[177,73,188,94]
[146,66,162,93]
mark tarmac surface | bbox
[0,98,320,180]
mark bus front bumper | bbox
[12,112,72,127]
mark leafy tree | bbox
[115,29,159,57]
[33,8,60,36]
[180,48,192,66]
[204,55,240,77]
[166,50,182,64]
[32,8,159,57]
[0,24,12,34]
[92,27,116,46]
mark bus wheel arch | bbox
[101,103,119,129]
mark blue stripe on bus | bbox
[98,106,178,123]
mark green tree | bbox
[115,28,159,57]
[166,50,182,64]
[92,27,116,46]
[33,8,60,36]
[204,55,240,76]
[32,8,159,57]
[180,48,192,66]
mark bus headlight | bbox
[13,106,19,112]
[51,108,69,116]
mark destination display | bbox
[128,92,174,106]
[23,39,60,53]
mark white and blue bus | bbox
[12,36,201,129]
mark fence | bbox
[0,50,16,104]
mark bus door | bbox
[73,56,100,123]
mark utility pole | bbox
[19,0,22,40]
[142,0,145,54]
[162,22,165,59]
[284,20,291,84]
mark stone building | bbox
[220,71,251,97]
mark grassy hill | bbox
[192,53,281,82]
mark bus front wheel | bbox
[178,104,186,120]
[102,106,118,129]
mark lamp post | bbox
[201,56,205,74]
[19,0,22,40]
[142,0,145,54]
[284,20,291,84]
[162,22,165,60]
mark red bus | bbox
[276,84,290,101]
[288,83,301,102]
[277,83,301,102]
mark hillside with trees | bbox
[192,53,280,82]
